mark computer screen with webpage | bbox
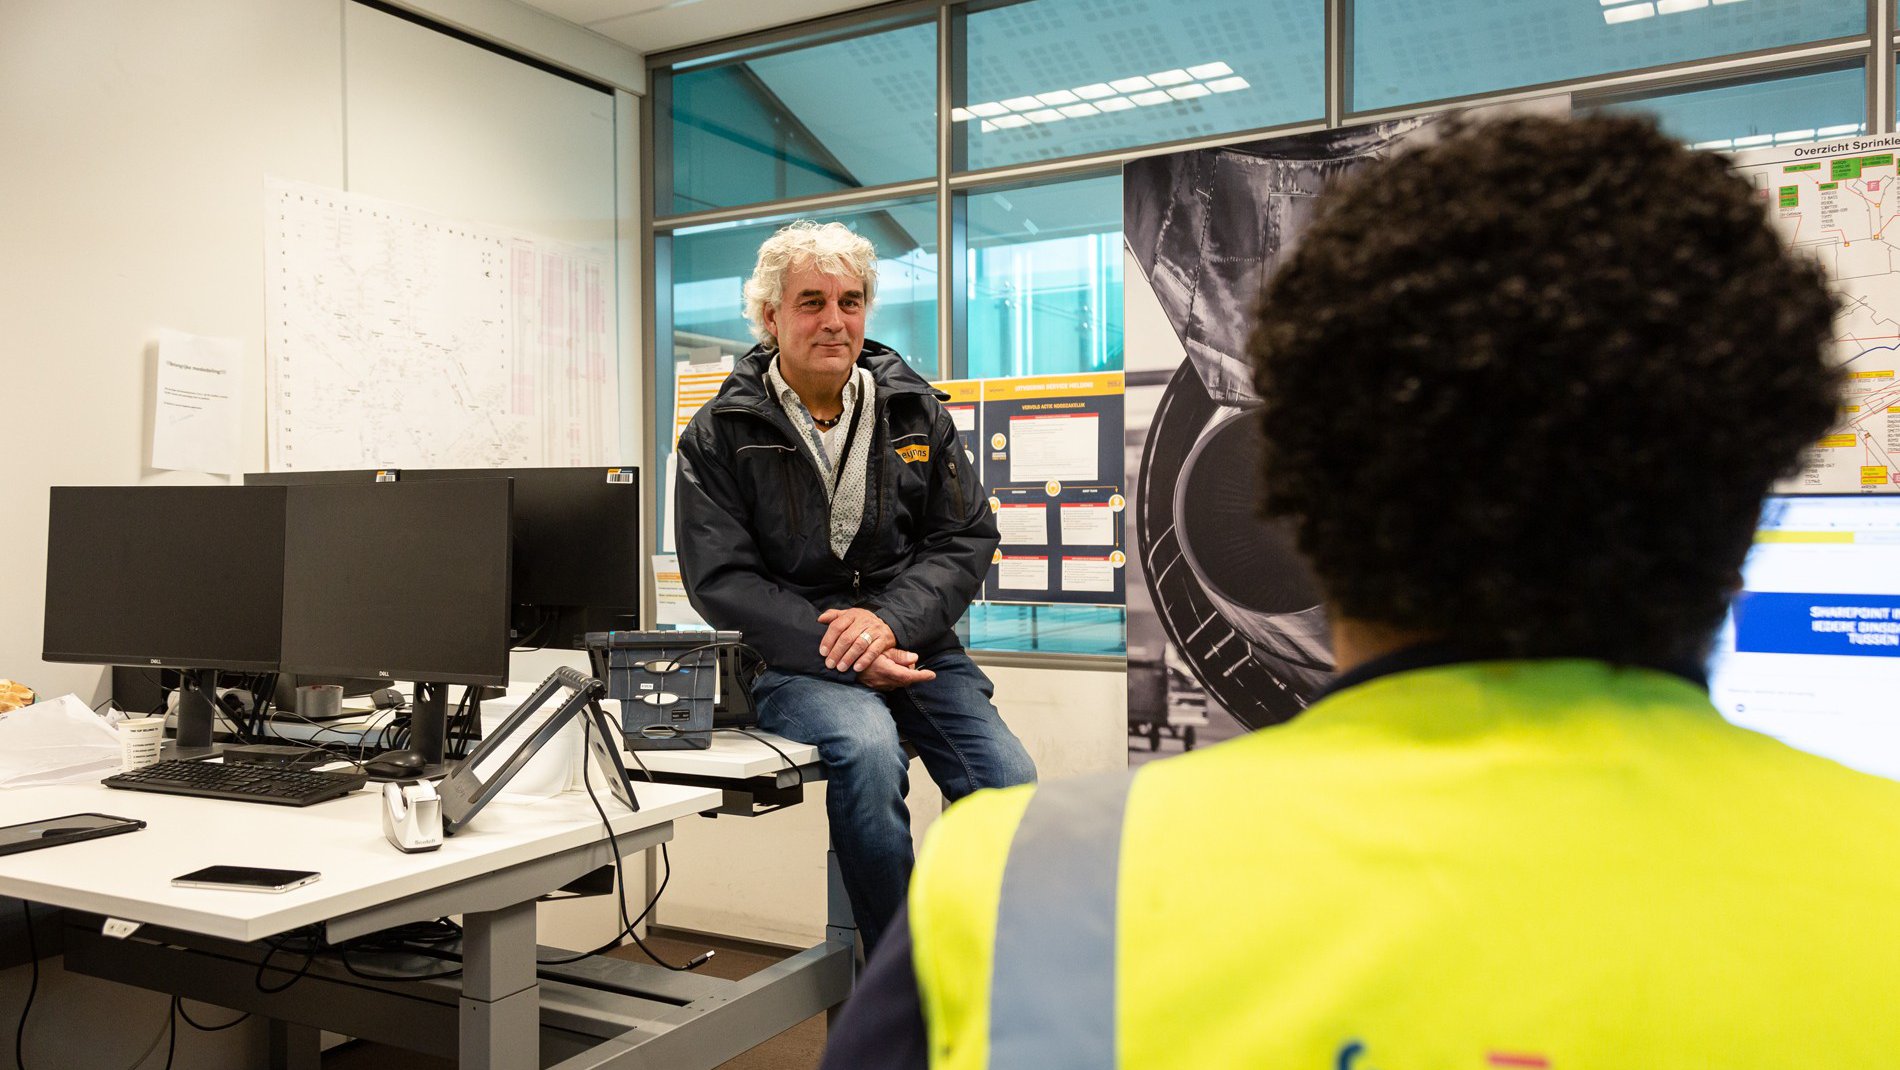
[1708,494,1900,782]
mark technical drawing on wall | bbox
[265,178,616,470]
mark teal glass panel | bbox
[667,21,936,214]
[1353,0,1865,112]
[954,175,1128,655]
[962,174,1124,379]
[960,603,1128,656]
[961,0,1322,170]
[1595,65,1865,150]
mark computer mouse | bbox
[363,751,429,779]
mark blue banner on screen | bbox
[1732,591,1900,657]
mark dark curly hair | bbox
[1249,114,1842,665]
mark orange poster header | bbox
[934,378,983,404]
[981,372,1124,403]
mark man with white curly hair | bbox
[675,220,1037,952]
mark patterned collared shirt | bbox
[766,355,876,557]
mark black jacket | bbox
[675,341,997,682]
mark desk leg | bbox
[460,899,539,1070]
[268,1019,320,1070]
[824,842,861,1029]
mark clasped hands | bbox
[817,607,935,690]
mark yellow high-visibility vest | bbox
[910,660,1900,1069]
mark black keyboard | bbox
[103,760,367,807]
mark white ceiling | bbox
[516,0,879,57]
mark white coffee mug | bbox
[119,716,165,771]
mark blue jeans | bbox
[752,648,1037,952]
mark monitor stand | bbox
[377,680,450,779]
[170,668,222,760]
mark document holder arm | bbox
[439,667,638,836]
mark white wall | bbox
[0,0,636,707]
[0,2,642,1064]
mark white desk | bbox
[0,777,720,1069]
[627,731,818,779]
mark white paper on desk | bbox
[152,328,241,475]
[0,694,125,788]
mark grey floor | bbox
[321,929,825,1070]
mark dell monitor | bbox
[43,485,288,751]
[399,467,641,647]
[248,466,641,649]
[1708,493,1900,782]
[279,478,512,776]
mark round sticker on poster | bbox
[988,496,1001,513]
[1109,494,1126,512]
[1109,550,1127,568]
[992,549,1004,564]
[965,447,976,465]
[991,432,1007,450]
[1045,480,1062,497]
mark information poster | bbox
[937,378,984,475]
[964,372,1127,606]
[1731,135,1900,493]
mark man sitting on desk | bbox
[675,220,1036,952]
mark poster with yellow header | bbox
[1734,135,1900,492]
[937,371,1125,606]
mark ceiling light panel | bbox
[1602,3,1656,23]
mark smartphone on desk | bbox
[0,813,145,857]
[171,865,321,893]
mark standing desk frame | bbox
[6,734,860,1070]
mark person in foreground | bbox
[822,114,1900,1068]
[675,220,1036,954]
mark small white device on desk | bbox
[381,780,443,853]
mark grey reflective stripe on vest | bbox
[989,769,1138,1070]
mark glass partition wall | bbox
[650,0,1892,658]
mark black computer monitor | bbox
[43,485,288,750]
[401,467,641,648]
[248,467,641,649]
[279,478,513,775]
[245,469,388,487]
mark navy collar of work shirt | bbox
[1316,640,1708,701]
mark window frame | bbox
[643,0,1900,664]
